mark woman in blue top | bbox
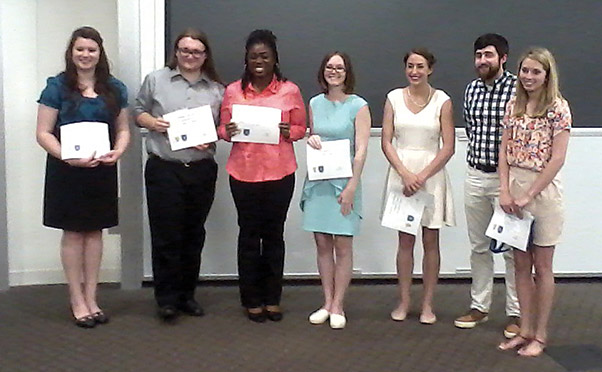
[35,27,130,328]
[301,52,371,329]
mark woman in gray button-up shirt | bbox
[134,28,224,321]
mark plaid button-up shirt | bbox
[463,70,517,168]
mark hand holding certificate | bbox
[381,189,434,235]
[486,202,534,251]
[164,105,217,151]
[230,104,282,144]
[60,121,110,160]
[306,139,353,181]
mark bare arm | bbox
[498,127,517,215]
[306,106,322,149]
[339,105,371,215]
[100,108,131,165]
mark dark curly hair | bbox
[241,29,286,92]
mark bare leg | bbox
[82,230,104,314]
[314,233,335,312]
[499,248,534,350]
[61,231,89,319]
[330,235,353,315]
[519,245,555,357]
[391,232,415,320]
[421,228,440,321]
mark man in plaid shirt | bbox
[454,34,521,339]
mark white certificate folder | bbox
[306,139,353,181]
[164,105,217,151]
[231,104,282,144]
[60,121,110,160]
[381,190,434,236]
[485,203,534,251]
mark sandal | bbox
[498,334,530,351]
[518,338,546,357]
[74,315,96,329]
[92,310,110,324]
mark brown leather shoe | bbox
[454,309,489,328]
[504,316,521,339]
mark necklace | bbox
[407,87,433,108]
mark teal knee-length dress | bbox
[300,94,367,236]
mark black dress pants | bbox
[229,173,295,308]
[145,156,217,307]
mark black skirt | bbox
[43,155,118,231]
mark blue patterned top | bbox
[37,73,128,141]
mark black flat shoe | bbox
[157,305,179,322]
[178,300,205,317]
[92,310,109,324]
[266,310,283,322]
[246,308,267,323]
[74,315,96,329]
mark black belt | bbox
[148,153,210,168]
[471,163,497,173]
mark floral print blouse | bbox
[502,97,571,172]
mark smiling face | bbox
[519,57,547,94]
[323,54,346,89]
[71,37,100,72]
[405,53,432,85]
[246,43,276,80]
[474,45,506,81]
[175,36,206,73]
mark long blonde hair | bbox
[513,47,563,117]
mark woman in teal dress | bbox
[36,27,130,328]
[300,52,371,329]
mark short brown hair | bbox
[317,51,355,94]
[403,48,436,68]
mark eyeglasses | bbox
[177,48,206,57]
[325,65,346,73]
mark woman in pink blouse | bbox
[497,48,571,357]
[218,29,307,322]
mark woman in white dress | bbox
[381,48,455,324]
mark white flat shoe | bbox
[309,309,330,324]
[329,313,346,329]
[390,309,407,322]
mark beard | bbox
[476,62,502,81]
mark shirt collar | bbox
[477,69,512,89]
[169,67,210,84]
[244,75,280,95]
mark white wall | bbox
[1,0,122,285]
[140,130,602,279]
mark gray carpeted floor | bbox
[1,280,601,372]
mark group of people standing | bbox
[35,26,570,358]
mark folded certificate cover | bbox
[381,189,434,235]
[164,105,217,151]
[486,203,534,251]
[60,121,110,160]
[231,104,281,144]
[306,139,353,181]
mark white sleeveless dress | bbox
[382,88,456,229]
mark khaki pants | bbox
[464,166,520,316]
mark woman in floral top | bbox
[497,48,571,357]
